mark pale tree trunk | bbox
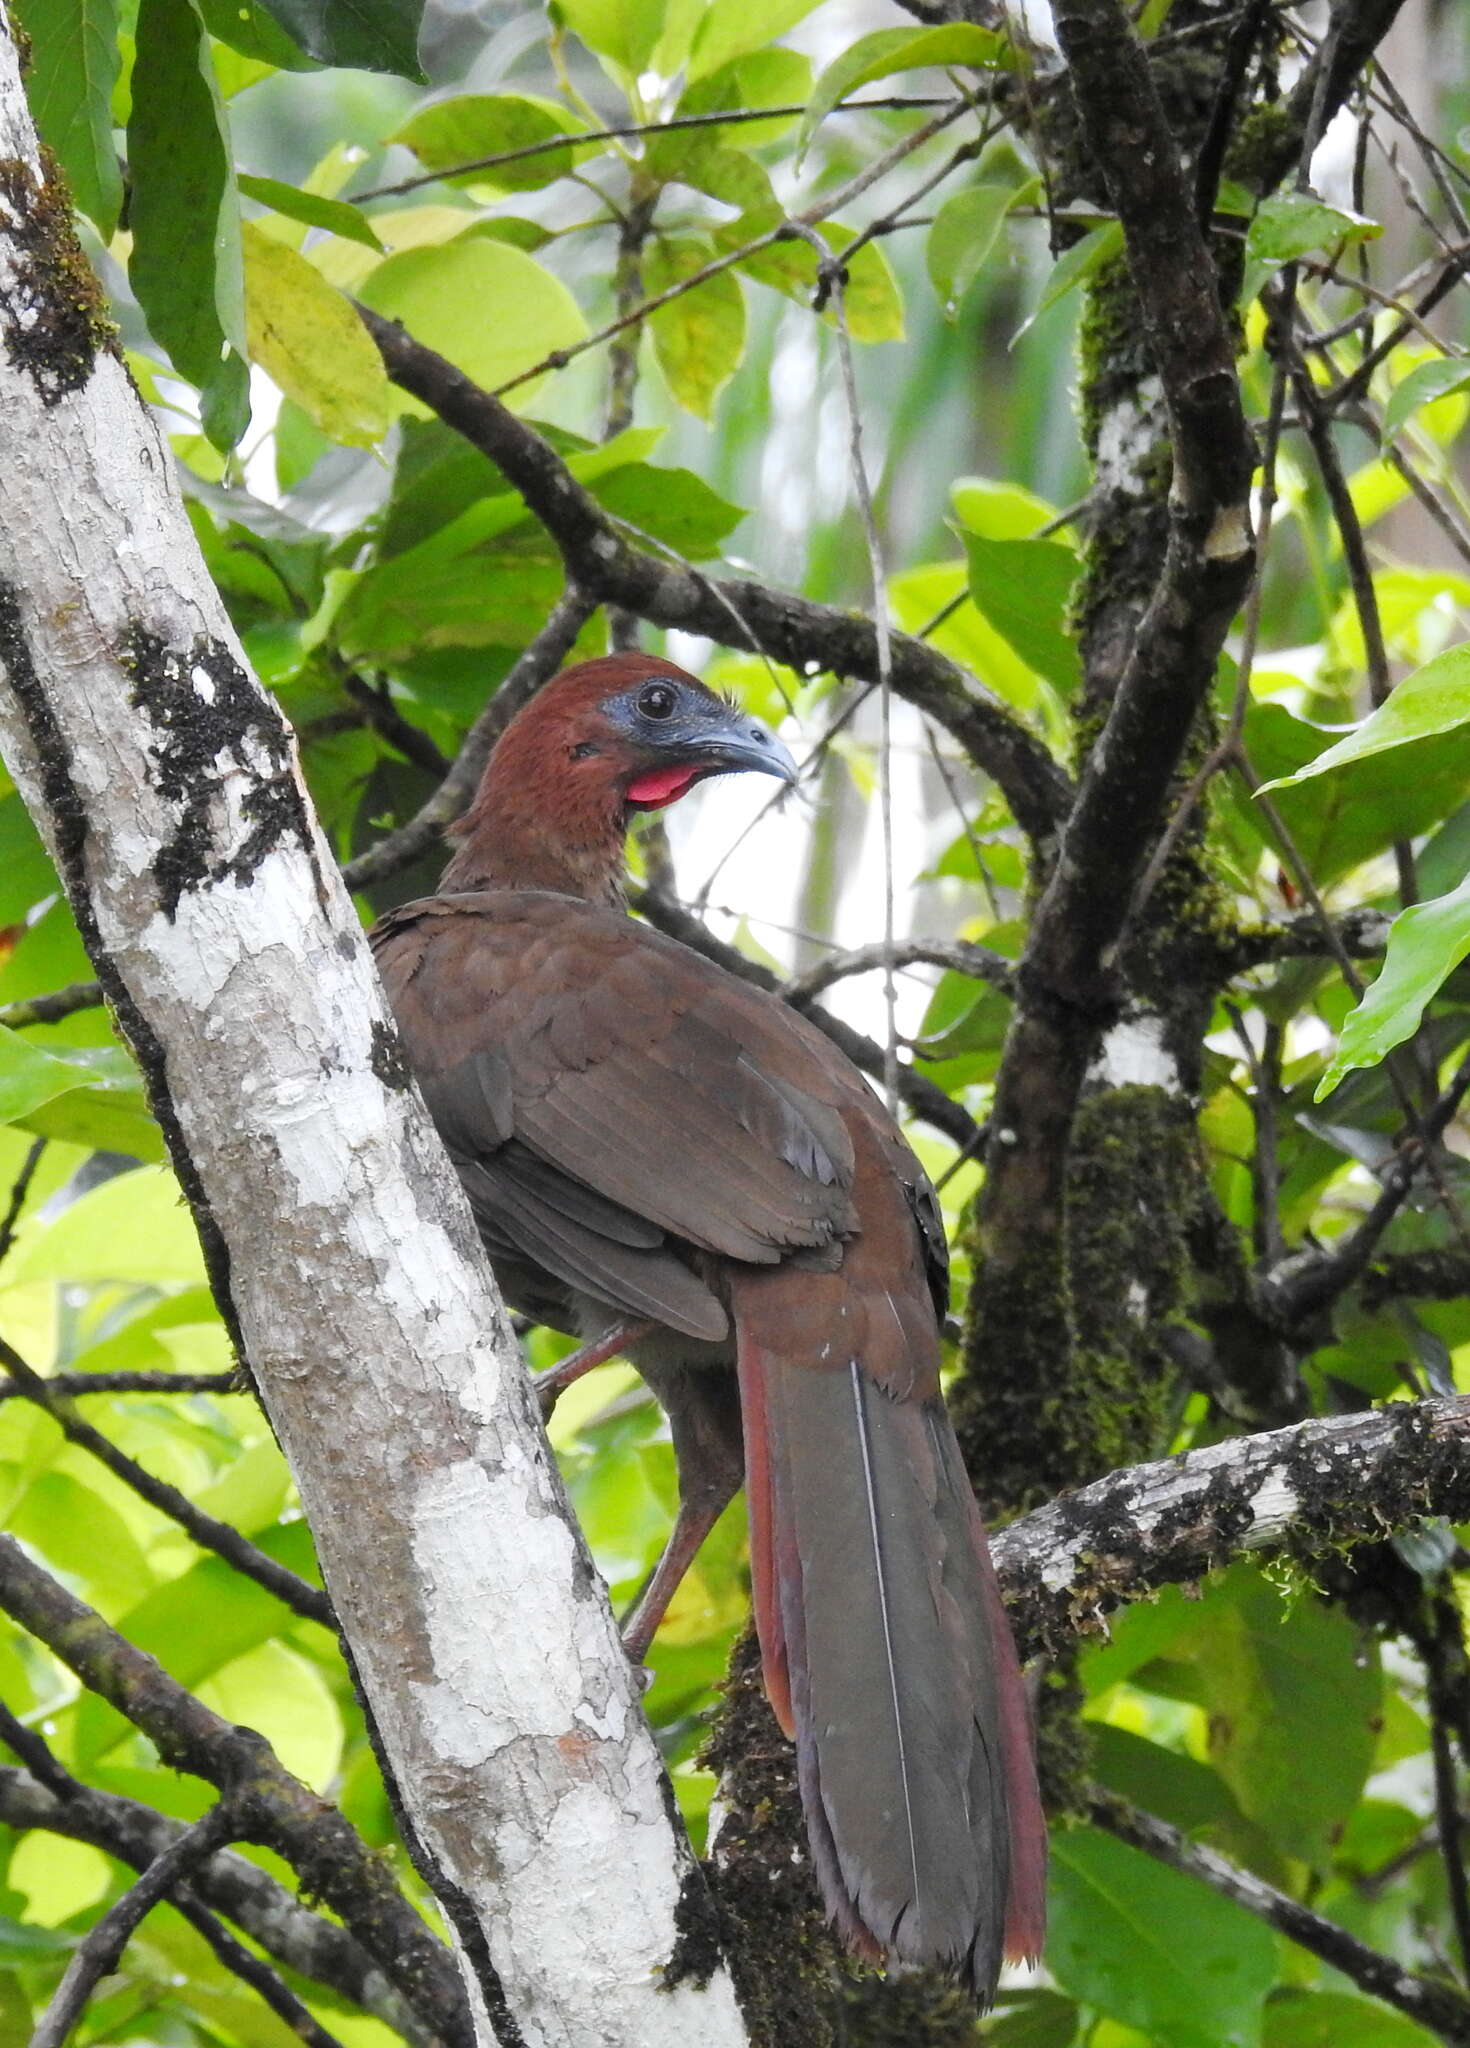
[0,29,745,2048]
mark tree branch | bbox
[0,1535,471,2046]
[1089,1786,1470,2043]
[1221,908,1393,973]
[0,977,103,1028]
[0,32,744,2027]
[974,0,1257,1286]
[0,1761,445,2045]
[356,306,1073,844]
[781,936,1015,1005]
[32,1804,245,2048]
[0,1367,241,1400]
[0,1337,335,1628]
[0,1133,43,1263]
[992,1394,1470,1659]
[1027,0,1256,1008]
[170,1898,351,2048]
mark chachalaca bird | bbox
[371,652,1046,1997]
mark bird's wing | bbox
[372,890,862,1336]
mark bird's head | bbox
[441,653,797,902]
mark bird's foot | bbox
[532,1319,652,1420]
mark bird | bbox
[370,650,1046,1999]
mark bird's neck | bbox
[439,767,628,907]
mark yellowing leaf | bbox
[646,237,746,420]
[243,222,390,446]
[358,233,588,415]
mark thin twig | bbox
[1285,321,1419,911]
[0,1337,333,1629]
[31,1803,241,2048]
[782,937,1014,1005]
[0,1134,43,1266]
[479,99,977,404]
[1088,1787,1470,2042]
[798,220,900,1113]
[0,1367,240,1401]
[176,1895,351,2048]
[1432,1704,1470,1985]
[339,667,451,777]
[1259,1051,1470,1326]
[0,978,103,1029]
[351,97,958,202]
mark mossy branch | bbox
[993,1393,1470,1659]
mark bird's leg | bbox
[620,1363,745,1667]
[620,1483,740,1666]
[532,1319,652,1420]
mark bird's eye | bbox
[637,682,677,720]
[569,740,598,760]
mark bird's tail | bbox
[735,1309,1045,2000]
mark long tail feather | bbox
[736,1316,1044,2000]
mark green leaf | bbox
[1091,1725,1283,1879]
[127,0,248,447]
[200,1640,342,1790]
[801,25,1011,159]
[594,464,745,560]
[1259,644,1470,788]
[196,0,317,69]
[1246,191,1383,264]
[1317,874,1470,1096]
[958,530,1080,692]
[0,793,56,923]
[17,1051,163,1163]
[0,1026,124,1124]
[820,223,903,343]
[644,134,778,222]
[952,475,1065,540]
[678,46,812,148]
[646,237,746,421]
[982,1991,1079,2046]
[1263,1990,1438,2047]
[1382,357,1470,443]
[390,93,586,194]
[237,174,383,250]
[5,1164,205,1288]
[1018,219,1123,338]
[9,1471,152,1616]
[357,234,587,415]
[1239,697,1470,886]
[552,0,667,77]
[252,0,425,77]
[686,0,821,83]
[1049,1827,1276,2048]
[242,223,390,446]
[1175,1568,1383,1865]
[927,183,1012,314]
[12,0,123,234]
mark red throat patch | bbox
[625,765,700,809]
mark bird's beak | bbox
[679,708,799,785]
